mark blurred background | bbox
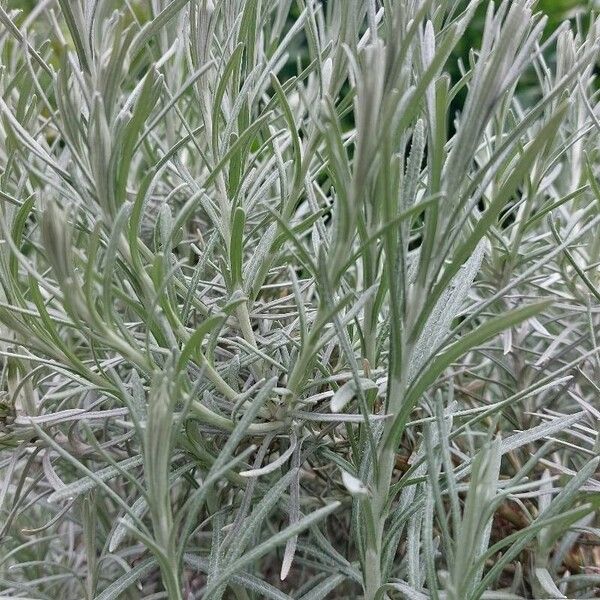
[5,0,599,40]
[4,0,599,106]
[5,1,598,65]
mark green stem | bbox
[160,559,184,600]
[190,399,282,434]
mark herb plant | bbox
[1,1,599,598]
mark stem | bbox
[365,546,383,599]
[190,399,282,434]
[236,301,258,350]
[363,367,408,598]
[364,442,396,599]
[160,559,184,600]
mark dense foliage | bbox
[1,1,599,599]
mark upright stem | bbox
[364,420,404,598]
[160,557,184,600]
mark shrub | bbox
[0,1,599,598]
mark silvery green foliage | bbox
[0,1,599,598]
